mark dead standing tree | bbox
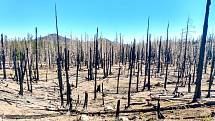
[164,23,169,90]
[55,4,64,106]
[13,49,18,82]
[127,39,135,107]
[94,27,99,100]
[35,27,39,82]
[18,51,27,95]
[143,17,150,90]
[157,36,162,74]
[206,37,214,98]
[25,41,30,91]
[181,18,189,86]
[193,0,211,102]
[147,35,151,90]
[28,55,33,93]
[76,40,80,88]
[64,36,72,111]
[1,34,6,79]
[88,46,93,80]
[116,34,122,94]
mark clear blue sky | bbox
[0,0,214,42]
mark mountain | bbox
[41,33,113,42]
[40,34,71,42]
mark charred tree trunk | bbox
[26,47,30,91]
[55,4,64,106]
[143,18,150,90]
[29,56,33,93]
[88,47,93,80]
[147,36,151,90]
[1,34,6,79]
[127,39,135,107]
[164,23,169,90]
[136,63,140,92]
[94,28,99,100]
[192,43,197,84]
[116,100,120,119]
[18,52,27,96]
[140,45,144,76]
[48,45,51,69]
[206,43,214,98]
[188,74,191,93]
[13,49,18,82]
[109,44,112,75]
[35,28,39,82]
[181,18,189,85]
[157,37,162,73]
[193,0,211,102]
[100,39,103,68]
[103,52,106,78]
[157,99,164,119]
[116,67,121,94]
[83,91,88,110]
[65,37,72,111]
[76,41,80,88]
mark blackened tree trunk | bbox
[76,41,80,88]
[116,100,120,118]
[106,53,109,77]
[18,63,24,95]
[206,43,214,98]
[127,39,135,107]
[13,49,18,82]
[48,45,51,69]
[173,60,181,95]
[119,33,122,64]
[64,37,72,111]
[1,34,6,79]
[18,52,27,96]
[111,45,114,66]
[88,47,93,80]
[83,91,88,109]
[80,39,84,70]
[147,36,151,90]
[164,23,169,90]
[157,37,162,73]
[67,49,70,70]
[109,44,112,75]
[35,28,39,82]
[94,28,99,100]
[100,38,103,68]
[55,4,64,106]
[116,67,121,94]
[140,44,144,76]
[136,63,140,92]
[103,52,106,78]
[193,0,211,102]
[157,99,164,119]
[143,17,150,90]
[29,56,33,93]
[26,47,30,91]
[188,74,191,93]
[181,18,189,85]
[117,38,122,94]
[192,42,197,84]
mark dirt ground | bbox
[0,64,215,121]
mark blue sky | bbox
[0,0,214,42]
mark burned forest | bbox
[0,0,215,120]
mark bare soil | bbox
[0,65,214,121]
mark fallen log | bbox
[3,113,62,119]
[45,101,215,116]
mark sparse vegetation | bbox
[0,0,214,120]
